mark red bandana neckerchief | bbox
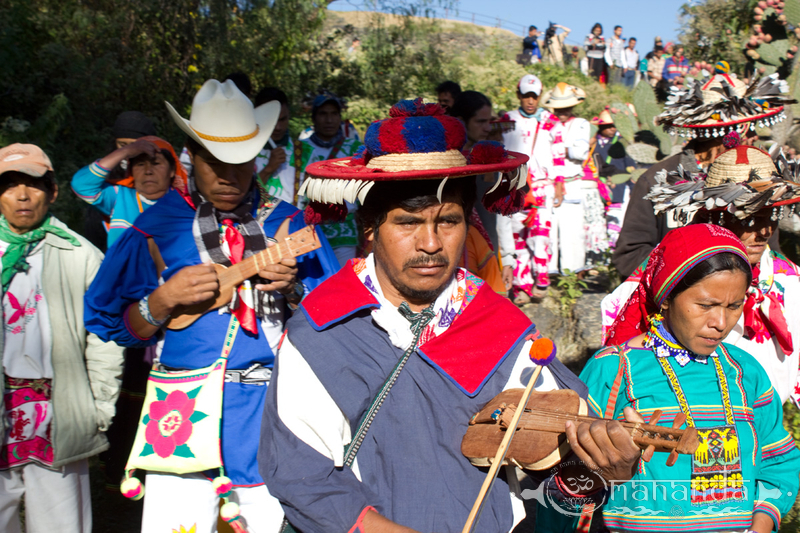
[743,263,793,356]
[221,219,258,334]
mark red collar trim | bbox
[300,265,379,331]
[418,285,534,396]
[301,269,535,396]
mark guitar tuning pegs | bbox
[666,450,679,467]
[642,445,656,462]
[672,413,686,429]
[648,409,662,425]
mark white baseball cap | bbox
[518,74,543,96]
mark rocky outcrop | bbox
[519,283,608,375]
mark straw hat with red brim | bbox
[646,141,800,226]
[301,98,528,222]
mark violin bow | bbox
[461,337,557,533]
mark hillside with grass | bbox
[313,9,636,133]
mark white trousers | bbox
[549,180,587,273]
[0,459,91,533]
[141,472,284,533]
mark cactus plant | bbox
[745,0,800,146]
[746,0,795,77]
[610,101,638,143]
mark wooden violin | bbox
[167,225,321,330]
[462,388,700,471]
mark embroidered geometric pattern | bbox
[658,357,695,426]
[712,357,736,425]
[656,348,744,505]
[602,510,753,532]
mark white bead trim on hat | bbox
[297,160,527,207]
[665,110,786,138]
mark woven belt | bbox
[155,363,272,385]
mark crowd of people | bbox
[521,22,690,93]
[1,53,799,533]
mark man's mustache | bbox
[404,254,450,269]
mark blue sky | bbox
[331,0,689,56]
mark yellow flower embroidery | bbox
[172,525,197,533]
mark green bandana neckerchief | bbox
[0,215,80,292]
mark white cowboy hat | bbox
[166,79,280,165]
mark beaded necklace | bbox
[643,313,712,367]
[644,313,743,505]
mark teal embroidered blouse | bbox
[580,342,800,532]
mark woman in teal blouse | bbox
[583,223,800,533]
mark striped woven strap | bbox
[603,346,624,419]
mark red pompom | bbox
[722,131,741,149]
[529,337,557,366]
[304,202,348,225]
[467,141,507,165]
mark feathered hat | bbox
[645,140,800,225]
[301,98,529,222]
[656,67,796,139]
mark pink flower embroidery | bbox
[7,293,29,324]
[145,390,196,458]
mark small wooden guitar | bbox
[167,225,321,330]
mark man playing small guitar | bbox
[85,79,339,532]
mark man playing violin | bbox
[259,99,644,533]
[84,79,339,532]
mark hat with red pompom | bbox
[301,98,528,223]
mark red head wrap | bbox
[605,224,750,347]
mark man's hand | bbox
[156,264,220,312]
[565,406,643,483]
[502,265,514,291]
[129,264,219,339]
[553,182,565,208]
[97,138,160,176]
[255,253,298,294]
[259,148,287,179]
[123,138,160,160]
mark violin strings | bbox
[506,408,683,443]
